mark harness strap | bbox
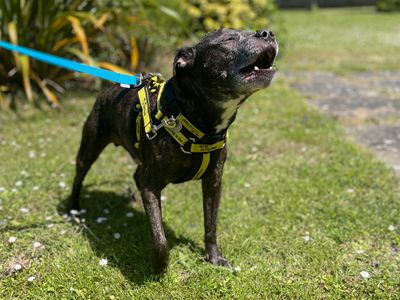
[176,114,205,139]
[192,153,210,180]
[135,75,226,180]
[135,113,141,149]
[138,87,152,135]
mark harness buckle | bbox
[163,116,176,128]
[180,146,193,154]
[145,116,176,141]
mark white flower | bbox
[99,258,108,266]
[20,207,29,214]
[0,187,5,193]
[250,265,257,271]
[47,223,54,228]
[60,230,67,235]
[59,181,66,188]
[33,241,42,248]
[14,264,22,270]
[304,235,311,243]
[234,266,241,272]
[126,212,134,218]
[114,232,121,240]
[356,249,365,254]
[11,188,18,193]
[27,276,36,282]
[70,209,79,216]
[20,170,28,176]
[8,236,17,243]
[15,181,23,187]
[28,150,36,158]
[347,188,354,193]
[32,186,39,191]
[244,182,251,188]
[360,271,371,279]
[96,217,107,224]
[388,225,396,232]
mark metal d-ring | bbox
[146,130,158,140]
[163,116,176,128]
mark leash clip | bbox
[146,130,158,140]
[146,116,177,140]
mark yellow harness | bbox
[135,75,226,180]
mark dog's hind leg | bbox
[202,149,232,269]
[68,112,109,212]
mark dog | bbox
[69,28,278,273]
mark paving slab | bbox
[284,71,400,175]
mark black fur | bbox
[69,29,278,273]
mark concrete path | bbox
[284,71,400,175]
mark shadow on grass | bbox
[58,190,200,285]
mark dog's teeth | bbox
[254,66,259,71]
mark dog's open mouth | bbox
[239,47,277,80]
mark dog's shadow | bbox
[58,190,200,285]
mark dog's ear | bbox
[173,47,196,76]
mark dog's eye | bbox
[222,37,236,42]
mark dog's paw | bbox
[206,254,232,270]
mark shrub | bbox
[0,0,283,109]
[0,0,187,109]
[376,0,400,11]
[0,1,129,108]
[184,0,277,34]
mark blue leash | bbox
[0,40,140,86]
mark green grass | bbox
[1,81,399,298]
[1,7,400,299]
[278,7,400,73]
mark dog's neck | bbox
[167,77,247,134]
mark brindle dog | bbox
[69,28,278,273]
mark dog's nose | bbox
[255,29,274,40]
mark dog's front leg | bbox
[202,150,232,269]
[141,185,168,274]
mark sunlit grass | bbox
[0,80,399,298]
[278,7,400,73]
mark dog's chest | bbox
[215,98,243,133]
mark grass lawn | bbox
[277,7,400,73]
[1,7,400,300]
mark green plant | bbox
[0,0,284,110]
[93,0,190,72]
[376,0,400,11]
[184,0,276,34]
[0,0,137,108]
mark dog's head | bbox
[173,28,278,99]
